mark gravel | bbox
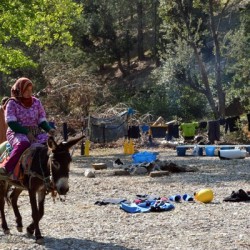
[0,147,250,250]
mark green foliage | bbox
[0,0,83,74]
[157,0,249,118]
[74,0,126,65]
[129,82,208,120]
[0,45,37,73]
[0,0,248,121]
[108,64,209,121]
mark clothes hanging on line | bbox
[150,126,168,138]
[166,124,179,140]
[180,122,199,138]
[225,116,240,133]
[140,124,150,133]
[199,121,207,129]
[128,126,141,139]
[208,120,220,144]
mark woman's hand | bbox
[27,132,37,143]
[48,128,56,137]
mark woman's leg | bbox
[4,141,30,173]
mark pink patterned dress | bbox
[5,97,49,147]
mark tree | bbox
[158,0,248,119]
[0,0,82,74]
[73,0,134,75]
[137,0,145,60]
[223,2,250,111]
[74,0,162,76]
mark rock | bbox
[113,170,130,176]
[159,160,198,172]
[84,169,95,178]
[149,171,170,177]
[131,166,148,175]
[92,163,107,170]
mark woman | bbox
[0,96,8,144]
[0,77,55,175]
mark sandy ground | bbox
[0,146,250,250]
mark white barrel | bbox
[219,149,247,159]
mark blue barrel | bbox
[176,146,186,156]
[205,146,216,156]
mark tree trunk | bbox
[117,57,127,77]
[153,0,161,66]
[137,0,145,60]
[126,30,131,68]
[209,0,225,118]
[176,0,220,119]
[191,43,220,119]
[112,36,128,77]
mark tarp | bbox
[89,111,128,143]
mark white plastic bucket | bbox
[218,149,247,159]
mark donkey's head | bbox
[47,136,84,195]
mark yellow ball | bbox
[194,188,214,203]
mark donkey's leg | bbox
[27,190,44,243]
[26,222,35,236]
[36,190,46,244]
[26,190,46,240]
[0,181,10,234]
[37,190,46,221]
[10,188,23,232]
[27,190,46,244]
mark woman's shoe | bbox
[169,195,182,202]
[183,194,194,202]
[0,167,7,174]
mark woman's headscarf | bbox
[10,77,33,108]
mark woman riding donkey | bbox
[0,77,55,177]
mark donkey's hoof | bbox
[17,226,23,232]
[4,229,10,235]
[26,229,34,237]
[26,231,33,237]
[26,227,34,237]
[36,237,44,245]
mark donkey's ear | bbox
[47,136,58,150]
[64,135,85,150]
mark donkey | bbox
[0,135,84,244]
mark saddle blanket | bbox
[0,143,45,181]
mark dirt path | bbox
[0,147,250,250]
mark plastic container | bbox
[218,149,247,159]
[84,139,90,156]
[123,140,129,154]
[220,146,235,150]
[127,139,135,154]
[245,147,250,153]
[176,146,187,156]
[198,147,203,156]
[205,146,216,156]
[194,188,214,203]
[193,146,203,156]
[132,151,158,163]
